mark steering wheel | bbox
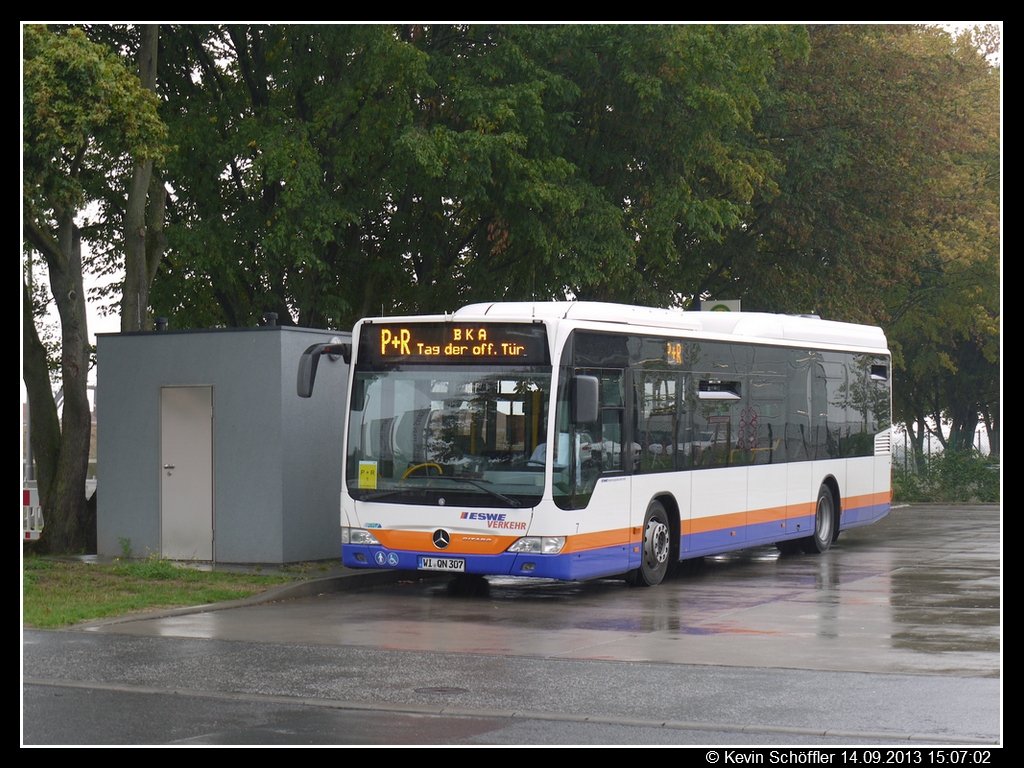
[402,462,443,480]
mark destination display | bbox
[361,322,550,365]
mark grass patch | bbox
[22,556,294,629]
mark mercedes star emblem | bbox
[432,529,451,549]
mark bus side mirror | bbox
[572,375,599,424]
[297,342,350,398]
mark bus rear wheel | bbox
[634,500,671,586]
[801,484,835,554]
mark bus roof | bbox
[454,301,889,352]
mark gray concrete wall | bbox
[96,333,162,559]
[97,326,349,563]
[280,333,349,562]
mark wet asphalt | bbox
[23,503,1002,745]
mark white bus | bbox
[299,302,891,586]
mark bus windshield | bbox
[345,366,551,508]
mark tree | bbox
[120,25,168,333]
[143,25,806,328]
[143,25,432,330]
[682,26,945,320]
[885,26,1000,458]
[77,24,998,468]
[669,25,999,457]
[22,24,167,552]
[359,25,808,311]
[537,24,808,307]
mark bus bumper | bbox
[342,544,630,581]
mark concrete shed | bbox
[96,325,350,564]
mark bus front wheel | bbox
[801,485,835,554]
[635,500,671,586]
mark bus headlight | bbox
[506,536,565,555]
[342,528,381,546]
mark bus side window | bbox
[634,369,680,474]
[601,408,623,473]
[554,366,626,510]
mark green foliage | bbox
[23,24,167,224]
[881,26,1000,455]
[893,450,999,503]
[151,25,432,329]
[527,25,809,306]
[702,25,986,321]
[116,555,183,580]
[144,24,807,328]
[43,24,997,464]
[143,24,997,340]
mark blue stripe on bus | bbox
[842,500,891,527]
[344,500,892,580]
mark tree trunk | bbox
[122,25,164,333]
[25,219,94,553]
[23,282,61,490]
[903,414,928,474]
[982,403,999,458]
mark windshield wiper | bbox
[429,475,523,508]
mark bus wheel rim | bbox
[646,518,669,564]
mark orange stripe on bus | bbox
[678,493,886,537]
[687,511,747,535]
[563,528,632,553]
[746,504,791,526]
[844,491,890,509]
[373,529,518,555]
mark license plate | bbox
[417,557,465,572]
